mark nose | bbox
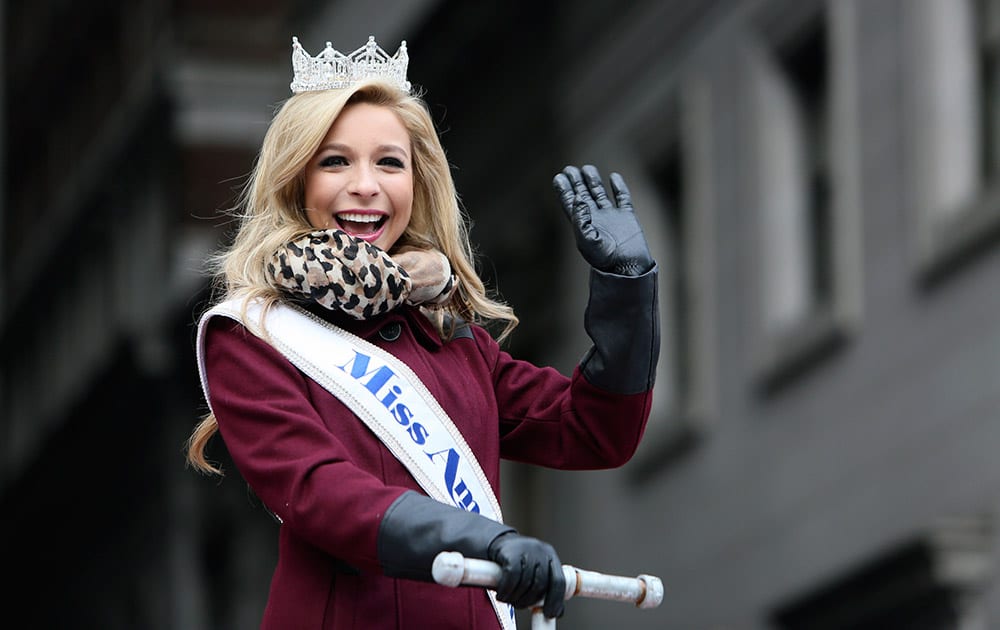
[348,165,379,197]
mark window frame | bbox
[902,0,1000,287]
[621,75,720,477]
[743,0,864,394]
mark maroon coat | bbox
[202,303,653,629]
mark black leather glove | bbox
[552,164,660,394]
[378,491,565,618]
[553,164,654,277]
[488,531,566,619]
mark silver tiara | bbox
[289,35,411,94]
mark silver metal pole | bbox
[432,551,664,628]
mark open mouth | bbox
[335,211,387,239]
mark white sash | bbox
[195,297,516,629]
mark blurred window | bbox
[753,16,831,340]
[978,0,1000,180]
[747,5,863,393]
[906,0,1000,283]
[652,122,693,423]
[627,81,718,477]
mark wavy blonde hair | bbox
[186,80,518,475]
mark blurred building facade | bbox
[3,0,1000,628]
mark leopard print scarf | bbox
[267,229,455,320]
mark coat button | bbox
[379,322,402,342]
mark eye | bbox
[379,156,405,169]
[319,155,348,168]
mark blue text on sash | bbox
[337,350,483,513]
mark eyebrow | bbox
[318,142,410,158]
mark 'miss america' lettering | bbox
[336,349,481,513]
[336,351,430,444]
[426,447,481,513]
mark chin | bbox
[369,232,402,251]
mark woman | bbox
[186,35,659,629]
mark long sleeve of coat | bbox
[477,328,654,470]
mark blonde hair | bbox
[186,81,518,475]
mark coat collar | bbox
[298,300,444,350]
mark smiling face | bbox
[303,102,414,251]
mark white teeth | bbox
[337,212,383,223]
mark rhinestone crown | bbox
[289,35,411,94]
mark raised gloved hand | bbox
[488,531,566,619]
[551,164,660,395]
[552,164,654,277]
